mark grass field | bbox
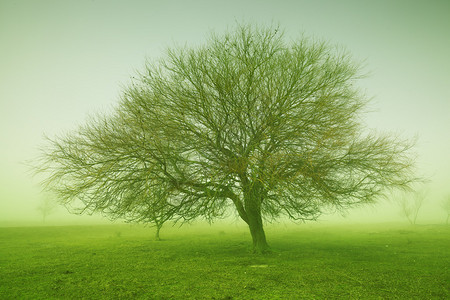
[0,222,448,299]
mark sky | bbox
[1,0,449,225]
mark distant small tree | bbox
[37,194,57,223]
[441,196,450,225]
[397,189,426,225]
[121,181,176,240]
[34,24,417,252]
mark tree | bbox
[397,188,426,225]
[37,193,57,223]
[121,181,176,240]
[441,196,450,225]
[35,24,416,252]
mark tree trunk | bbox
[247,211,269,253]
[155,224,161,241]
[244,196,269,253]
[238,176,270,253]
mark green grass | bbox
[0,223,448,299]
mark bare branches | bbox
[396,188,427,224]
[34,24,417,239]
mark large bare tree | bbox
[36,24,416,252]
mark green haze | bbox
[1,0,449,224]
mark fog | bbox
[1,0,449,227]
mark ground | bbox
[0,222,448,299]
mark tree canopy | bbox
[36,24,416,252]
